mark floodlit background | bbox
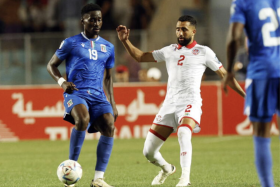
[0,0,247,84]
[0,0,279,186]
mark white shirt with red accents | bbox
[152,41,223,106]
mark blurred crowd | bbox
[115,64,162,83]
[0,0,155,34]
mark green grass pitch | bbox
[0,136,279,187]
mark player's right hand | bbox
[116,25,130,42]
[61,82,79,94]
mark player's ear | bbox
[192,29,196,36]
[81,18,84,25]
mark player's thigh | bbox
[245,78,279,123]
[150,124,173,139]
[71,104,90,124]
[63,93,89,126]
[88,101,114,134]
[152,105,176,138]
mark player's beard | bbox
[177,37,192,46]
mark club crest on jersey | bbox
[67,99,73,107]
[192,49,200,55]
[81,43,85,47]
[100,44,107,52]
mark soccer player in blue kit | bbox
[224,0,280,186]
[47,3,117,187]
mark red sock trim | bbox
[178,124,193,133]
[149,129,167,141]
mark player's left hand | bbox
[223,72,235,95]
[62,81,79,94]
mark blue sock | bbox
[69,128,86,161]
[253,136,274,187]
[95,135,114,172]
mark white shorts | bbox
[153,104,202,133]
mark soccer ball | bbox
[57,160,83,185]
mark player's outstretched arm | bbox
[116,25,155,62]
[47,54,78,93]
[223,22,245,96]
[216,67,246,98]
[103,68,118,121]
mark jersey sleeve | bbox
[55,38,73,61]
[205,47,223,71]
[152,47,166,62]
[230,0,246,24]
[106,45,115,69]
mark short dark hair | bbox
[178,15,197,27]
[81,3,102,17]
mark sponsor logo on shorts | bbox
[155,115,162,122]
[67,99,73,107]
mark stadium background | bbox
[0,0,278,141]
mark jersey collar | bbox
[81,32,100,41]
[177,40,197,49]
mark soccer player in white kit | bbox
[117,15,245,186]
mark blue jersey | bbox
[230,0,280,79]
[56,32,115,98]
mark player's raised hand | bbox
[116,25,130,42]
[61,81,79,93]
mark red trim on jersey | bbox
[177,40,197,49]
[180,116,200,126]
[219,65,223,69]
[152,123,174,129]
[149,129,167,141]
[178,124,193,132]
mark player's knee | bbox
[107,123,115,134]
[143,147,154,160]
[74,116,89,131]
[177,126,191,137]
[100,122,115,137]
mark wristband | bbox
[58,77,66,87]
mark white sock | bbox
[177,127,192,180]
[94,171,104,180]
[143,131,170,171]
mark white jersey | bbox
[152,41,222,106]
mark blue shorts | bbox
[63,92,113,133]
[244,78,280,122]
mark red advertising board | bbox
[0,82,278,141]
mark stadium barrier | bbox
[0,82,278,141]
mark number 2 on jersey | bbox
[185,105,192,112]
[259,8,280,46]
[178,55,185,66]
[88,49,98,60]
